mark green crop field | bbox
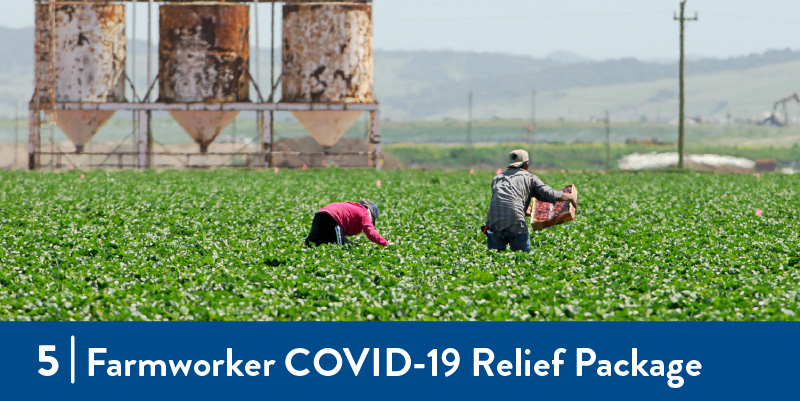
[0,169,798,321]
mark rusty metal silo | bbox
[35,4,126,153]
[282,2,374,148]
[158,3,250,153]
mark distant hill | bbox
[374,48,800,120]
[1,26,798,121]
[545,51,592,64]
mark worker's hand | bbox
[562,192,578,208]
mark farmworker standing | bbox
[484,150,577,252]
[305,200,389,247]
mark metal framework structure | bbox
[28,0,380,170]
[773,93,799,127]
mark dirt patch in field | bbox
[1,141,262,170]
[1,137,401,170]
[0,144,26,170]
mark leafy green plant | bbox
[0,169,797,321]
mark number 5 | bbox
[38,345,59,376]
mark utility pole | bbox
[674,1,697,169]
[14,100,19,169]
[603,110,611,170]
[530,89,536,162]
[467,91,473,166]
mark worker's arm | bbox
[530,175,566,204]
[530,176,578,208]
[361,215,389,246]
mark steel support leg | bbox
[138,110,148,169]
[27,109,40,170]
[369,110,381,170]
[261,110,273,167]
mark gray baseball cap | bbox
[507,149,529,168]
[360,199,379,223]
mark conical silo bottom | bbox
[170,110,240,153]
[292,110,363,148]
[56,110,116,153]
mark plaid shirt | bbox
[485,168,564,234]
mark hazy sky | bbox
[4,0,799,60]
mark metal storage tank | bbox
[35,4,126,153]
[282,2,374,148]
[158,3,250,153]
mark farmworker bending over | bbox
[484,150,577,252]
[305,200,389,247]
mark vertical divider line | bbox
[70,335,75,384]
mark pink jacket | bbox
[319,202,389,246]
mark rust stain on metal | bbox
[35,4,126,151]
[35,4,126,103]
[169,110,240,152]
[158,4,250,152]
[292,110,364,148]
[158,4,250,103]
[282,3,373,103]
[56,110,116,151]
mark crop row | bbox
[0,169,798,320]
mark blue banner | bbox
[0,322,796,400]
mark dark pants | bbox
[487,230,531,253]
[305,212,353,246]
